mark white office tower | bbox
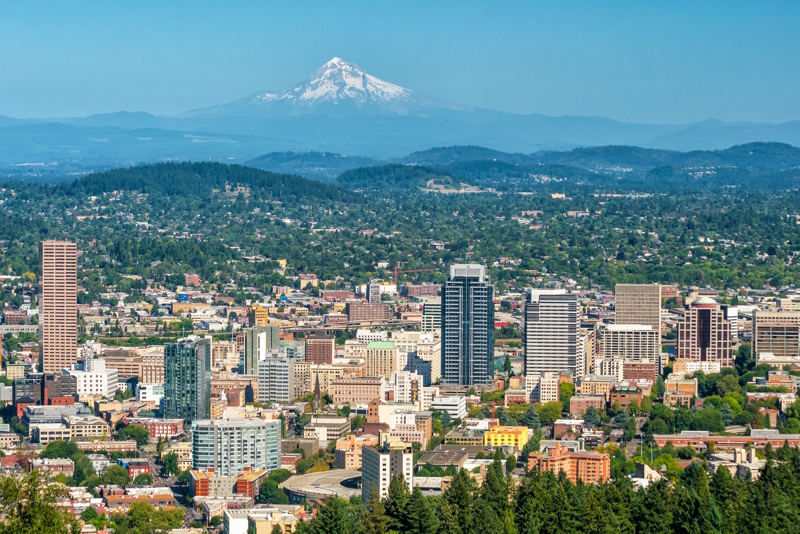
[523,290,579,375]
[361,443,413,503]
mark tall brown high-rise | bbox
[39,240,78,373]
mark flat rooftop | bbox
[280,469,361,500]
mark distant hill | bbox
[396,145,536,166]
[60,162,353,202]
[238,141,800,192]
[246,151,379,181]
[335,164,468,192]
[438,161,601,191]
[533,142,800,171]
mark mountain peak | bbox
[183,57,466,118]
[254,57,413,111]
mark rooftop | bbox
[367,341,396,349]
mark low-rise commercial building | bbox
[123,417,184,441]
[483,426,529,450]
[430,396,467,420]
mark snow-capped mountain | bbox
[184,57,466,118]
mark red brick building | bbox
[400,284,439,298]
[123,417,184,441]
[569,395,606,415]
[305,336,335,365]
[118,459,151,479]
[346,302,393,322]
[622,361,658,384]
[609,386,644,410]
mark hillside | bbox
[533,142,800,171]
[396,145,536,166]
[246,151,379,181]
[60,162,353,202]
[334,164,469,193]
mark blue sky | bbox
[0,1,798,123]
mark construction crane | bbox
[392,267,436,286]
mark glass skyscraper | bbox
[164,337,211,421]
[441,264,494,386]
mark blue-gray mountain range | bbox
[1,57,799,168]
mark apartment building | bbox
[528,443,610,485]
[361,444,413,503]
[441,265,494,386]
[192,418,281,476]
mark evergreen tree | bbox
[437,499,462,534]
[310,497,352,534]
[474,499,502,534]
[632,479,673,534]
[385,475,411,533]
[444,469,476,534]
[359,484,388,534]
[502,509,517,534]
[407,486,439,534]
[481,456,509,517]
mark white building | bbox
[392,330,442,384]
[420,386,440,411]
[523,290,580,376]
[192,418,281,476]
[593,358,625,381]
[390,370,424,404]
[525,372,560,403]
[65,358,118,399]
[136,383,164,404]
[258,358,311,404]
[599,324,660,364]
[356,329,388,343]
[361,444,413,503]
[430,396,467,420]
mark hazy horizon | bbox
[1,1,799,124]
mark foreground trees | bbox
[296,442,800,534]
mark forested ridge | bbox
[335,164,467,192]
[2,160,800,296]
[60,161,353,202]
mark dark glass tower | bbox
[164,337,211,421]
[441,264,494,386]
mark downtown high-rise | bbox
[164,337,211,421]
[39,240,78,373]
[523,291,580,376]
[441,264,494,387]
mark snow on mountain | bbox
[184,57,466,118]
[258,57,414,106]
